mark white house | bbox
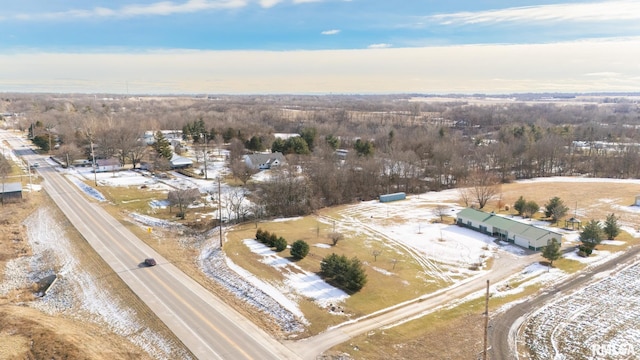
[95,158,122,173]
[244,152,285,170]
[169,154,193,169]
[457,208,562,251]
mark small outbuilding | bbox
[379,192,406,203]
[0,182,23,203]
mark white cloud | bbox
[429,0,640,25]
[259,0,282,8]
[1,37,639,94]
[4,0,248,21]
[293,0,323,3]
[321,29,340,35]
[585,72,622,77]
[368,43,391,49]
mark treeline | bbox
[9,94,640,218]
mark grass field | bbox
[61,174,640,358]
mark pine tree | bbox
[580,219,603,251]
[514,196,526,215]
[153,131,173,159]
[290,240,310,260]
[603,213,620,240]
[544,196,569,223]
[542,238,561,269]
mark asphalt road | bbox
[489,245,640,360]
[3,133,299,360]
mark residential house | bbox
[456,208,562,251]
[95,158,122,173]
[244,152,285,170]
[169,154,193,169]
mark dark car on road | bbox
[144,258,157,266]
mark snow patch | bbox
[243,239,349,308]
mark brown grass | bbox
[0,191,189,359]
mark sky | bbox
[1,0,640,94]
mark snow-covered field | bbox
[523,261,640,359]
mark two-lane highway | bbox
[5,134,300,359]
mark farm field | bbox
[522,261,640,359]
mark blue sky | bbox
[1,0,640,94]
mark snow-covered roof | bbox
[0,182,22,193]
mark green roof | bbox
[457,208,562,241]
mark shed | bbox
[379,192,406,203]
[0,182,23,203]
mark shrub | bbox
[256,229,270,243]
[267,233,278,247]
[320,253,368,292]
[290,240,310,260]
[274,237,288,252]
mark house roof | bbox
[457,208,562,241]
[0,182,22,193]
[245,152,285,165]
[170,155,193,166]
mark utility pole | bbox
[90,134,98,186]
[203,133,208,180]
[483,279,490,360]
[218,176,222,248]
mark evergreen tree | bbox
[580,219,603,251]
[603,213,620,240]
[153,131,173,159]
[514,196,526,216]
[542,238,562,268]
[544,196,569,223]
[354,139,374,156]
[271,138,286,154]
[274,236,288,252]
[523,200,539,218]
[300,127,317,151]
[320,253,368,292]
[290,240,310,260]
[325,134,340,150]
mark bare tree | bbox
[226,187,248,223]
[56,143,83,168]
[328,232,344,246]
[372,249,382,261]
[468,170,501,209]
[167,188,200,219]
[230,158,258,185]
[433,205,448,222]
[111,125,142,167]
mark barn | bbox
[456,208,562,251]
[0,182,23,203]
